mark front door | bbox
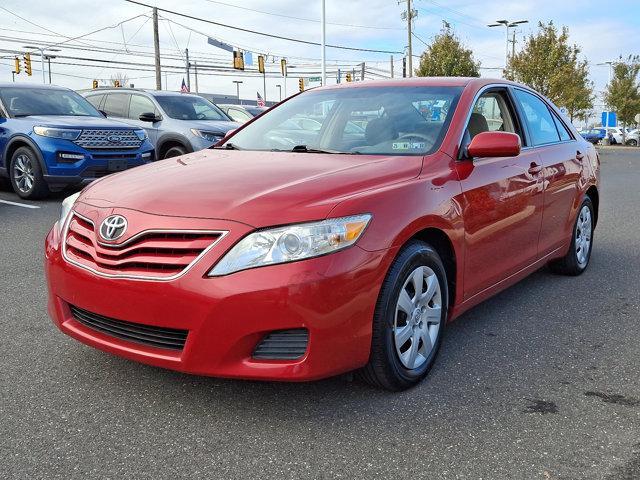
[457,88,545,299]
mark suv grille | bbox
[70,305,188,350]
[74,129,142,150]
[63,214,225,280]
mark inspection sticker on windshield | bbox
[392,142,426,150]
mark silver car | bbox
[82,89,241,159]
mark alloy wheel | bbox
[394,266,442,370]
[575,205,592,267]
[13,154,35,193]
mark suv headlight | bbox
[34,126,82,140]
[133,129,147,140]
[208,214,371,276]
[190,128,224,143]
[57,191,81,235]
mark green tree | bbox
[507,22,594,122]
[605,55,640,139]
[415,26,480,78]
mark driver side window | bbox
[466,90,519,142]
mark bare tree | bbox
[110,72,129,87]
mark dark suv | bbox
[82,89,240,159]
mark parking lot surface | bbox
[1,148,639,479]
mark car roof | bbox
[82,88,202,99]
[0,83,70,91]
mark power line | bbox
[123,0,404,54]
[200,0,403,31]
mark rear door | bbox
[458,87,545,299]
[102,92,131,123]
[511,88,583,256]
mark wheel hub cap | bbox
[394,266,442,370]
[575,205,592,267]
[13,154,35,193]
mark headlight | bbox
[33,126,82,140]
[57,192,81,235]
[208,214,371,276]
[133,129,147,140]
[190,128,224,143]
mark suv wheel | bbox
[163,145,187,159]
[10,147,49,199]
[359,241,448,391]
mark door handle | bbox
[576,151,585,160]
[528,162,543,175]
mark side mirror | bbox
[139,112,160,122]
[467,131,521,158]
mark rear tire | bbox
[9,146,49,200]
[549,197,594,276]
[626,139,638,147]
[359,241,448,391]
[162,145,187,159]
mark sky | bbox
[1,0,639,111]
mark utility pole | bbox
[360,62,365,81]
[194,61,199,93]
[276,84,282,102]
[401,0,416,77]
[390,55,394,78]
[46,56,53,84]
[233,80,243,103]
[184,48,191,91]
[321,0,326,86]
[152,7,162,90]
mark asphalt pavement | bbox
[1,148,639,479]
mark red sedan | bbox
[45,78,600,391]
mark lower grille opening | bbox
[69,305,188,351]
[253,329,309,360]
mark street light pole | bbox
[276,84,282,102]
[488,19,528,76]
[232,80,243,103]
[321,0,326,86]
[597,61,614,144]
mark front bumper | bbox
[45,219,393,381]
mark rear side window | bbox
[85,94,104,110]
[552,113,572,141]
[103,93,130,118]
[513,89,560,146]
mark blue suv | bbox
[0,84,154,199]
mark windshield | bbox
[244,106,268,117]
[155,95,229,121]
[225,86,462,155]
[0,88,101,117]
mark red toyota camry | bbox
[45,78,600,391]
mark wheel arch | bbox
[585,185,599,228]
[3,135,48,175]
[156,134,193,159]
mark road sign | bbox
[308,77,321,82]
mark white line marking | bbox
[0,199,40,209]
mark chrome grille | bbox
[74,129,142,150]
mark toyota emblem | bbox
[99,215,128,241]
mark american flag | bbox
[256,91,265,107]
[181,78,189,93]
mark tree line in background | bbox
[414,22,640,132]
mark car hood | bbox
[184,119,241,134]
[18,115,138,129]
[80,150,422,227]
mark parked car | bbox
[580,128,606,144]
[0,84,153,199]
[82,89,240,159]
[217,104,268,123]
[46,78,599,391]
[625,129,639,146]
[606,127,625,144]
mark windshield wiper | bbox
[215,143,242,150]
[290,145,341,154]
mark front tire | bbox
[9,146,49,199]
[163,145,187,159]
[359,241,448,391]
[549,197,594,276]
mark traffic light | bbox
[298,78,305,92]
[233,50,244,70]
[92,79,98,89]
[114,80,121,88]
[14,56,20,74]
[346,72,352,82]
[257,55,265,74]
[280,58,287,77]
[23,53,32,76]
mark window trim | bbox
[103,92,132,119]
